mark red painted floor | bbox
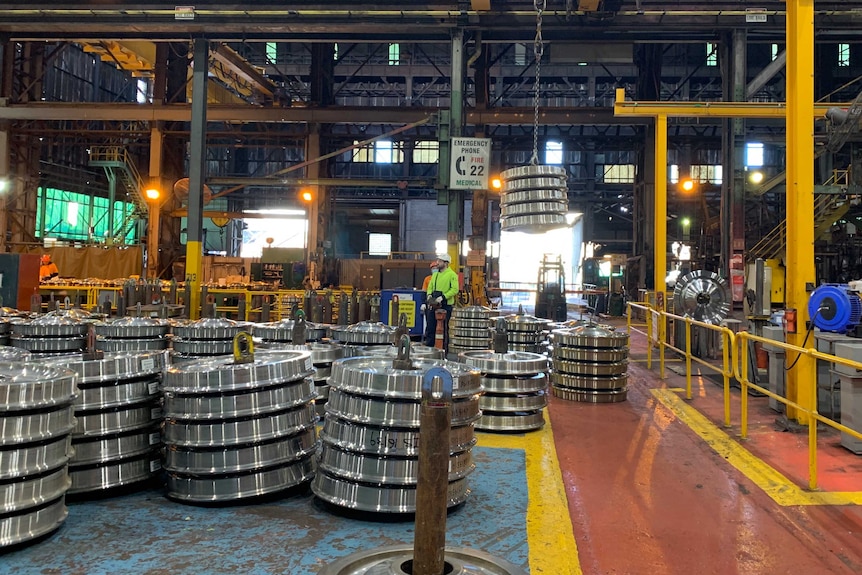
[549,326,862,574]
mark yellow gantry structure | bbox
[613,0,818,425]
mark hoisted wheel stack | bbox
[499,165,569,234]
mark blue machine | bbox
[808,284,862,333]
[380,289,426,336]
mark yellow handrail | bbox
[733,330,862,490]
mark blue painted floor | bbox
[2,447,528,574]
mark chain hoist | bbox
[530,0,546,165]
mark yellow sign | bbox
[388,293,417,328]
[398,300,416,327]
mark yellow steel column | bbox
[785,0,816,424]
[147,125,164,278]
[654,116,667,312]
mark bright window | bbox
[706,42,718,67]
[669,164,679,184]
[352,141,374,163]
[36,187,136,242]
[599,165,636,184]
[771,44,779,61]
[388,43,400,66]
[368,233,392,256]
[514,43,527,66]
[545,141,563,165]
[746,142,764,167]
[691,165,723,185]
[374,140,403,164]
[240,217,307,258]
[266,42,277,64]
[413,141,439,164]
[839,43,850,67]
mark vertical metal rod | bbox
[724,332,732,427]
[741,338,749,438]
[685,318,692,400]
[414,368,453,575]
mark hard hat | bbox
[437,253,451,263]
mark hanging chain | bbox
[530,0,546,165]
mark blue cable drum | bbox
[808,284,862,333]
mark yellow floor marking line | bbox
[475,417,583,574]
[653,389,862,506]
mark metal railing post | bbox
[685,317,692,399]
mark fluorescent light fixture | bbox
[243,209,306,216]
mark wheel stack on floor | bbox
[252,318,329,344]
[170,317,248,361]
[10,313,90,356]
[448,306,496,356]
[50,352,167,494]
[550,324,629,403]
[330,321,396,355]
[502,308,550,354]
[161,349,318,503]
[94,316,170,352]
[312,346,482,513]
[0,363,77,547]
[460,350,549,432]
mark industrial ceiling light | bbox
[145,188,160,200]
[680,179,695,192]
[749,170,765,184]
[499,0,569,234]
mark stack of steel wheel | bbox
[460,350,549,432]
[252,318,329,343]
[448,306,495,356]
[47,352,167,494]
[161,349,318,503]
[550,325,629,403]
[499,165,568,233]
[312,346,482,513]
[0,362,77,548]
[266,341,347,418]
[353,343,445,360]
[170,317,248,361]
[0,319,10,346]
[503,309,550,354]
[94,316,170,352]
[330,321,396,354]
[10,313,89,356]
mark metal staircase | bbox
[747,169,851,262]
[88,146,149,243]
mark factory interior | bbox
[3,1,862,574]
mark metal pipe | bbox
[413,367,453,575]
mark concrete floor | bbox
[2,447,531,574]
[6,320,862,574]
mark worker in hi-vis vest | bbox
[424,253,458,351]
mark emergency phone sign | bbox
[449,137,491,190]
